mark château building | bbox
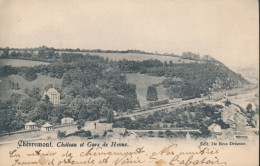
[43,88,60,104]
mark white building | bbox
[43,88,60,104]
[41,122,54,131]
[208,123,222,134]
[96,123,113,131]
[113,128,126,134]
[61,117,74,125]
[25,121,37,130]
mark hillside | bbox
[0,47,250,102]
[0,59,49,67]
[125,73,167,107]
[0,47,250,133]
[0,74,62,100]
[119,59,249,99]
[0,47,249,97]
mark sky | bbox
[0,0,259,69]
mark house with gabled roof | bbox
[41,122,54,131]
[25,121,37,130]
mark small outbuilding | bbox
[25,121,37,130]
[113,128,126,134]
[41,122,54,131]
[61,117,74,125]
[208,123,222,134]
[96,123,113,131]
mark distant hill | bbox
[234,66,259,84]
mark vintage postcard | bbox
[0,0,259,165]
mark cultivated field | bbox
[87,52,197,63]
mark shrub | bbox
[57,130,66,138]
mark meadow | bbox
[0,59,49,67]
[56,51,198,63]
[125,73,168,107]
[0,74,62,100]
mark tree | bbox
[18,97,37,113]
[165,130,173,138]
[169,60,173,67]
[57,130,66,138]
[146,86,158,101]
[28,87,41,101]
[76,119,85,130]
[15,83,20,90]
[23,68,38,81]
[42,95,50,103]
[29,102,54,121]
[107,110,114,123]
[2,47,10,58]
[148,131,154,137]
[162,78,175,88]
[246,103,256,123]
[0,109,16,133]
[224,100,231,106]
[11,82,15,89]
[146,115,155,124]
[163,61,168,67]
[158,131,164,137]
[246,103,253,112]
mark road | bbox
[128,129,201,133]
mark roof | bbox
[62,117,74,120]
[25,121,36,126]
[42,123,53,128]
[98,123,113,126]
[46,88,59,94]
[113,128,126,133]
[208,123,221,132]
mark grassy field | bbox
[55,51,198,63]
[87,52,198,63]
[0,74,62,100]
[125,73,168,107]
[0,59,49,67]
